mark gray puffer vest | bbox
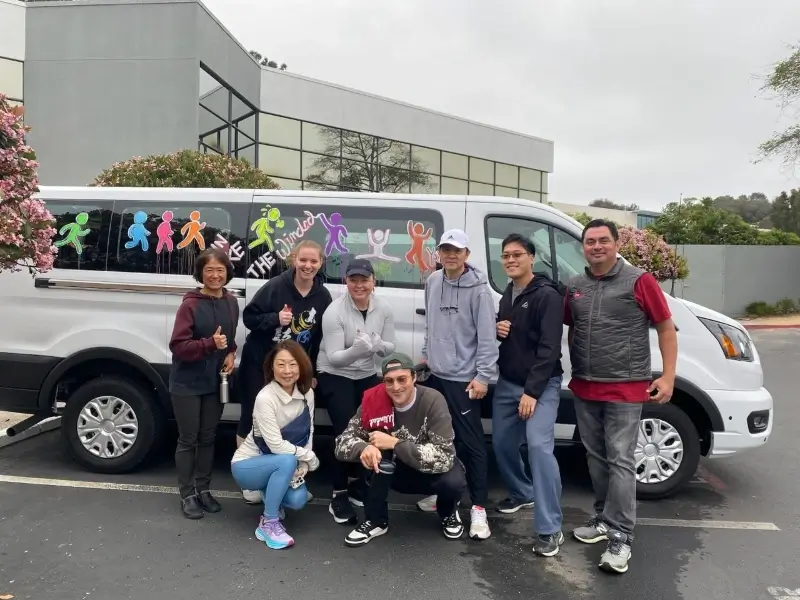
[567,259,652,382]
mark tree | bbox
[589,198,640,212]
[303,127,434,193]
[92,149,279,189]
[770,189,800,235]
[0,94,57,274]
[712,193,773,225]
[649,197,761,245]
[757,43,800,170]
[249,50,287,71]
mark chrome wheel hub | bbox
[77,396,139,459]
[634,418,684,484]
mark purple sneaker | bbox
[255,516,294,549]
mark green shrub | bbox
[745,301,775,317]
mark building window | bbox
[0,57,23,103]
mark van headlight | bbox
[698,317,754,362]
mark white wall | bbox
[260,68,554,173]
[551,201,639,228]
[0,0,26,61]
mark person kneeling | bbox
[334,353,467,546]
[230,340,319,550]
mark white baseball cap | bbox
[438,229,469,249]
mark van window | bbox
[247,202,444,289]
[46,199,115,271]
[553,227,587,285]
[485,215,588,291]
[106,202,250,277]
[485,216,554,292]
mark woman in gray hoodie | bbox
[315,258,396,525]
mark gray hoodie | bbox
[422,264,499,384]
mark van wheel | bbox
[635,403,700,500]
[61,377,163,474]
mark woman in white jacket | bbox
[231,340,319,550]
[315,258,396,525]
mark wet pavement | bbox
[0,328,798,599]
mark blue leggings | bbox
[231,453,308,518]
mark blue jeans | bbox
[230,453,309,519]
[492,375,563,535]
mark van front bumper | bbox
[706,386,773,457]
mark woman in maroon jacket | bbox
[168,248,239,519]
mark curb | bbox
[0,417,61,449]
[743,324,800,330]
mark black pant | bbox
[427,375,489,506]
[236,357,264,439]
[171,393,223,499]
[364,458,467,524]
[317,372,381,491]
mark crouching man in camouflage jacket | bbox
[335,353,467,547]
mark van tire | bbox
[635,403,701,501]
[61,377,162,474]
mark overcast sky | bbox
[204,0,800,211]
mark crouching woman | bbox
[231,340,319,549]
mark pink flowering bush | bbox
[618,226,688,281]
[92,149,279,189]
[0,94,57,274]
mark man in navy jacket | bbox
[493,233,565,557]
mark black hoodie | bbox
[240,268,332,370]
[169,289,239,396]
[496,272,565,399]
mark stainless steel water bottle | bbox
[220,372,229,404]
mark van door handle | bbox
[416,308,426,315]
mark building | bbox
[0,0,553,201]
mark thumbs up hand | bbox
[212,326,228,350]
[352,329,374,353]
[279,304,293,326]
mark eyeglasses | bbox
[500,252,531,261]
[383,375,410,387]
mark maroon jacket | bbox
[168,290,239,396]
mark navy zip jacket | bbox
[496,272,565,398]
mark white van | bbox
[0,187,773,499]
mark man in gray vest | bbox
[564,219,677,574]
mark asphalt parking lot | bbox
[0,328,798,600]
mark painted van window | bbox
[46,200,115,271]
[246,203,444,289]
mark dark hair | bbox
[582,218,619,242]
[501,233,536,256]
[193,248,234,285]
[263,340,314,395]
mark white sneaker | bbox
[417,495,438,512]
[469,506,491,540]
[242,489,262,504]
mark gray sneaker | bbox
[533,531,565,557]
[599,532,632,574]
[572,515,609,544]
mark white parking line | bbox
[0,474,781,531]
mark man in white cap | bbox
[417,228,498,540]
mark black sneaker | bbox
[347,479,366,508]
[533,531,565,557]
[181,494,204,520]
[198,491,222,513]
[441,510,464,540]
[345,520,388,547]
[329,493,358,525]
[495,497,535,514]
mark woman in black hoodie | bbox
[236,240,332,504]
[169,248,239,519]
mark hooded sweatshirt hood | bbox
[422,263,499,384]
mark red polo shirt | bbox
[563,272,672,403]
